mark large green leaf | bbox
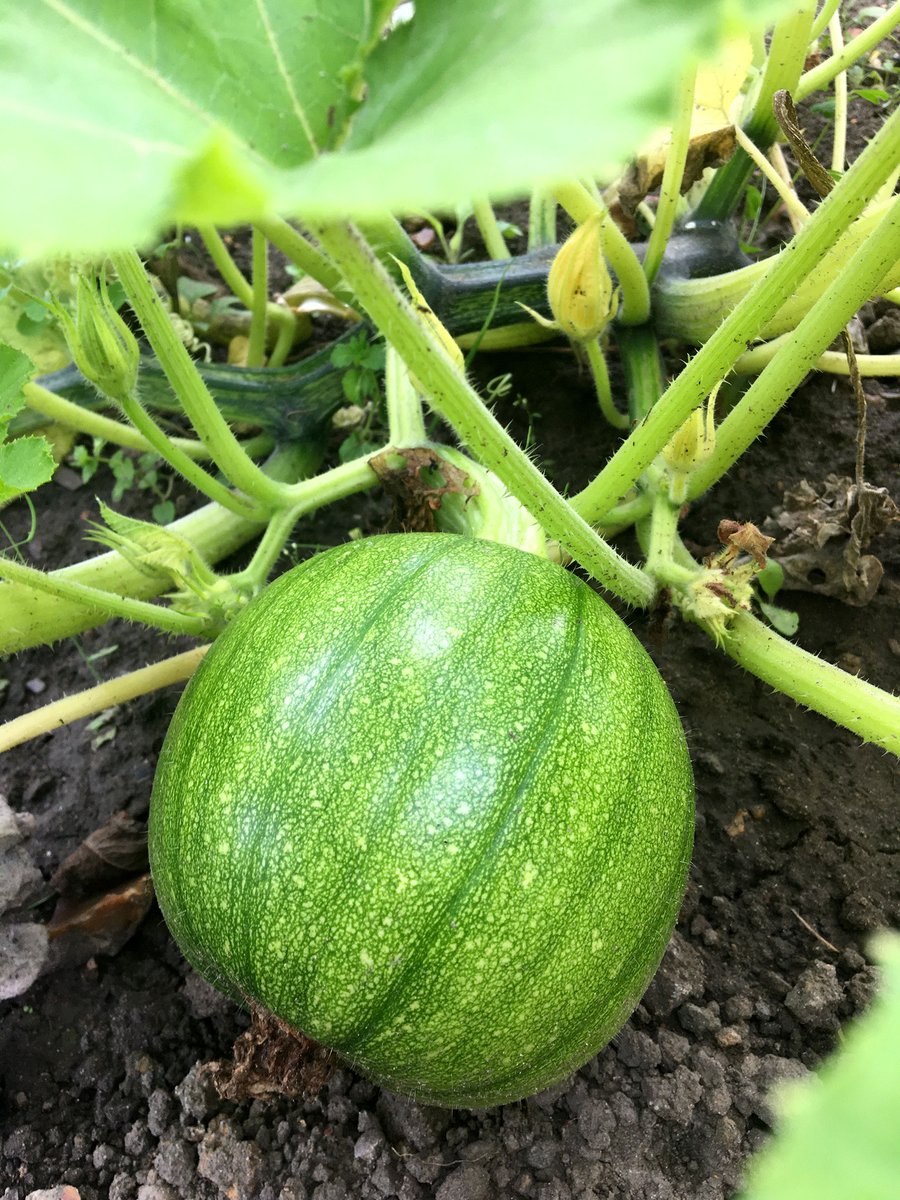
[741,934,900,1200]
[0,343,55,502]
[1,0,783,254]
[0,0,388,252]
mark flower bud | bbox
[547,214,617,342]
[662,384,719,502]
[59,273,139,400]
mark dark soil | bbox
[1,304,898,1199]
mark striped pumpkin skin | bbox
[149,533,694,1108]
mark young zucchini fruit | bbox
[149,533,694,1107]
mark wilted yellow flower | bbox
[547,214,617,342]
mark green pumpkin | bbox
[149,533,694,1107]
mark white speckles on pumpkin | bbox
[149,533,694,1109]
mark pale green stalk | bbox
[829,11,848,173]
[197,225,253,306]
[115,389,264,519]
[528,189,557,249]
[584,339,628,429]
[768,142,808,234]
[645,490,683,580]
[23,381,213,460]
[0,555,209,637]
[553,181,651,324]
[246,227,268,367]
[253,215,344,292]
[734,337,900,375]
[0,647,209,753]
[472,198,512,260]
[267,310,297,368]
[199,223,297,363]
[643,62,697,285]
[313,220,656,609]
[724,612,900,755]
[735,127,809,226]
[797,2,900,100]
[810,0,841,41]
[385,347,427,446]
[231,505,304,589]
[689,196,900,497]
[571,102,900,521]
[112,249,293,509]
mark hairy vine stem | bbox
[571,100,900,521]
[313,221,657,609]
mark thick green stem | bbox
[385,347,427,446]
[0,647,209,753]
[472,198,512,260]
[617,324,664,423]
[572,102,900,520]
[313,220,656,609]
[23,381,213,460]
[0,555,210,637]
[528,189,557,250]
[116,389,264,519]
[112,248,293,509]
[584,338,628,429]
[724,612,900,755]
[645,490,681,579]
[694,0,817,221]
[553,182,651,325]
[197,225,253,306]
[0,443,320,653]
[797,2,900,100]
[643,62,697,285]
[254,215,344,293]
[246,228,269,367]
[690,195,900,497]
[810,0,840,41]
[232,506,303,589]
[828,12,848,173]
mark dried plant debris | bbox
[764,475,898,605]
[50,809,148,899]
[0,793,49,999]
[370,446,477,533]
[47,873,154,970]
[210,1004,335,1102]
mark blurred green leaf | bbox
[1,0,788,254]
[741,935,900,1200]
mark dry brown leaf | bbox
[764,475,899,605]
